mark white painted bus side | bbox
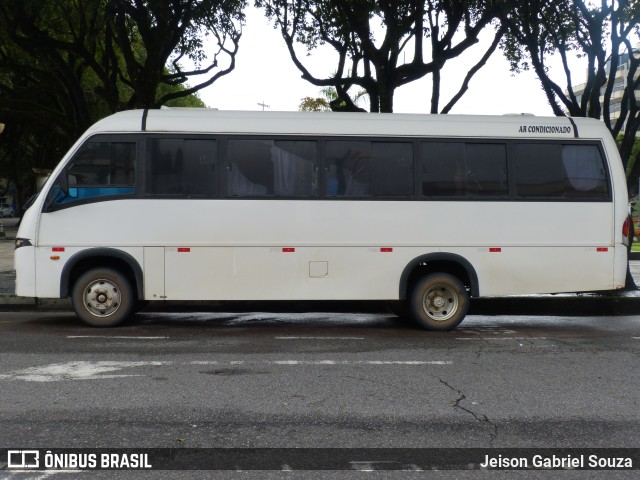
[14,110,629,329]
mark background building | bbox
[570,49,640,129]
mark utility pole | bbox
[257,101,270,111]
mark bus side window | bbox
[147,139,183,195]
[273,140,317,197]
[465,143,508,198]
[146,138,217,196]
[184,139,217,196]
[513,143,609,200]
[421,142,466,197]
[227,139,317,197]
[421,142,507,198]
[52,140,136,206]
[513,143,565,198]
[371,142,414,197]
[561,145,609,199]
[326,141,372,197]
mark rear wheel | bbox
[409,273,469,331]
[71,268,134,327]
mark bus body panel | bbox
[31,246,144,299]
[35,200,613,248]
[14,246,36,298]
[143,246,165,300]
[14,110,629,311]
[32,198,618,299]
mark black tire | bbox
[409,273,469,331]
[132,300,150,314]
[71,268,134,327]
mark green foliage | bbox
[299,97,331,112]
[0,0,245,207]
[299,86,367,112]
[617,134,640,177]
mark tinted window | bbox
[513,143,608,199]
[466,144,508,197]
[227,139,317,197]
[326,141,413,197]
[561,145,609,199]
[184,140,217,196]
[51,140,136,205]
[146,138,217,196]
[68,141,135,187]
[421,142,507,197]
[371,142,414,196]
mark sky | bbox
[199,7,580,116]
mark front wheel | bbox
[71,268,134,327]
[409,273,469,331]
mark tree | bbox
[257,0,505,113]
[104,0,245,109]
[0,0,241,208]
[0,0,245,115]
[299,96,331,112]
[299,86,367,111]
[500,0,640,196]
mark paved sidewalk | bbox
[0,217,17,296]
[2,216,640,314]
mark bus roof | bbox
[85,108,609,140]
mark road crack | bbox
[435,376,498,445]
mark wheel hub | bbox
[423,284,459,322]
[432,296,446,308]
[85,279,121,317]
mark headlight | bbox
[15,238,32,249]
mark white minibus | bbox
[14,109,630,329]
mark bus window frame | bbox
[43,133,614,213]
[43,133,141,213]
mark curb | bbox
[0,296,71,310]
[470,294,640,316]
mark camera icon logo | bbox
[7,450,40,468]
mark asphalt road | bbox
[1,311,640,479]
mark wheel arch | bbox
[60,248,143,299]
[399,253,479,300]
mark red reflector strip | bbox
[489,248,502,253]
[597,247,609,252]
[177,248,190,253]
[380,247,393,253]
[282,247,295,253]
[52,247,65,252]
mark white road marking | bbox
[0,361,167,382]
[274,336,364,340]
[262,360,451,366]
[8,471,82,479]
[67,336,169,339]
[456,337,547,341]
[0,359,452,382]
[191,360,450,366]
